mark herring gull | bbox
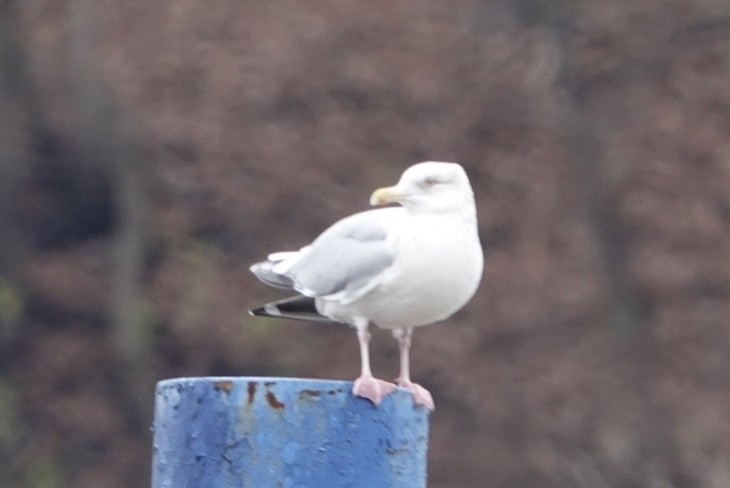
[249,161,483,410]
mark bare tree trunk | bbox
[543,2,677,485]
[547,4,644,338]
[0,0,31,282]
[109,134,153,431]
[69,0,153,430]
[0,4,30,485]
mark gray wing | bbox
[287,208,400,300]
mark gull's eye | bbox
[424,177,438,188]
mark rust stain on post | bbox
[298,389,321,399]
[247,381,257,405]
[265,391,285,409]
[213,380,234,393]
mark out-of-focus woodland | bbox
[1,0,730,487]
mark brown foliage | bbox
[1,0,729,487]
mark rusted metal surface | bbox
[152,377,431,487]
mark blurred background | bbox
[1,0,730,487]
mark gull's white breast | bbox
[317,211,483,329]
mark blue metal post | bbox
[152,377,430,488]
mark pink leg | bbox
[394,327,434,410]
[352,320,396,406]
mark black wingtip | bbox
[249,306,266,317]
[247,295,337,323]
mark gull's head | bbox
[370,161,475,213]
